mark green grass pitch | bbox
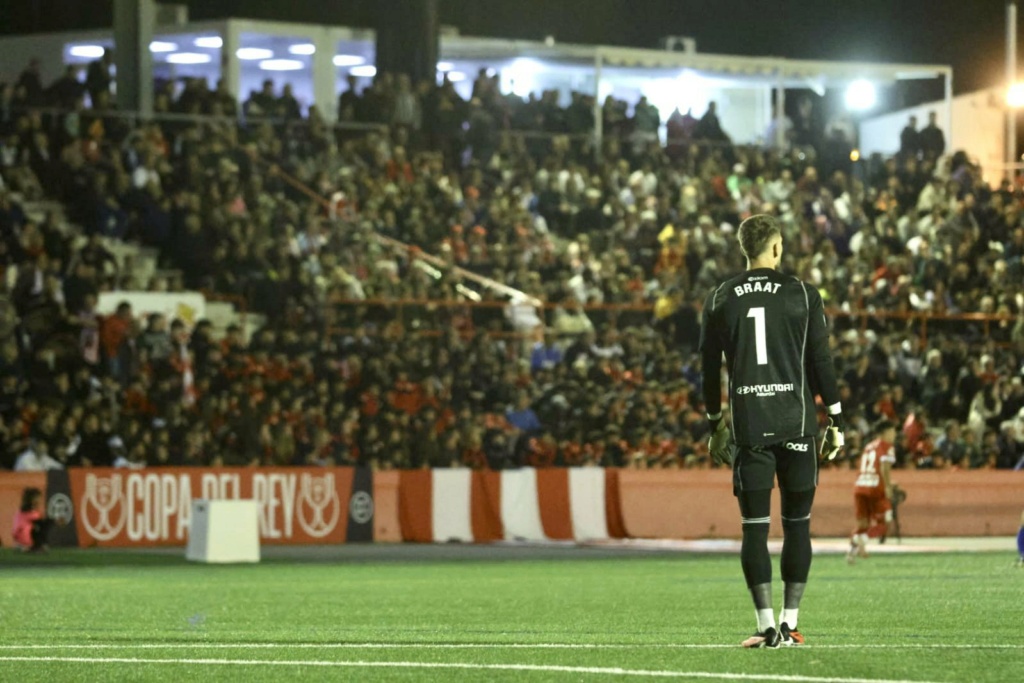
[0,548,1020,682]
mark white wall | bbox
[859,88,1005,181]
[716,86,771,145]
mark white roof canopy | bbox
[440,36,951,88]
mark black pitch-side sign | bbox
[346,467,374,542]
[46,469,79,547]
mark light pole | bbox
[1008,1,1018,177]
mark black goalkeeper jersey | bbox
[699,268,841,448]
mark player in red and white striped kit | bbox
[849,420,897,564]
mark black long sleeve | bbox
[805,288,841,411]
[699,287,724,417]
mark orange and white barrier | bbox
[7,467,1016,549]
[398,468,626,543]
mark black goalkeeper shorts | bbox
[732,435,818,496]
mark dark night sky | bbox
[0,0,1012,96]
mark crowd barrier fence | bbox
[320,296,1017,347]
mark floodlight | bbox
[260,59,305,71]
[506,57,543,97]
[333,55,366,67]
[1007,83,1024,108]
[69,45,106,59]
[167,53,212,65]
[350,65,377,78]
[194,36,223,49]
[236,48,274,61]
[844,79,877,111]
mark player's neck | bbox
[746,260,777,271]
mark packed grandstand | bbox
[1,59,1023,473]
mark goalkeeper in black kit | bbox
[699,214,845,648]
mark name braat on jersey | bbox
[735,383,795,397]
[734,281,782,297]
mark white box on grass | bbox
[186,499,260,563]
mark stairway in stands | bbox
[19,198,265,341]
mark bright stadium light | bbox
[260,59,305,71]
[194,36,223,49]
[505,57,543,97]
[288,43,316,55]
[236,47,274,60]
[69,45,106,59]
[333,54,366,67]
[1008,83,1024,107]
[844,79,877,111]
[350,65,377,78]
[167,53,212,65]
[445,71,467,82]
[437,61,455,72]
[149,41,178,53]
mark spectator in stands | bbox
[17,59,45,107]
[506,390,542,433]
[934,420,967,467]
[1000,406,1024,466]
[552,296,594,338]
[899,115,919,157]
[632,96,660,147]
[100,300,135,386]
[392,74,420,130]
[279,84,303,120]
[693,101,729,143]
[138,313,173,366]
[466,98,497,162]
[85,49,113,106]
[530,331,562,373]
[1,51,1022,473]
[246,79,279,118]
[0,84,16,137]
[338,74,360,122]
[919,111,946,159]
[14,437,62,471]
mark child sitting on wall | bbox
[12,487,52,553]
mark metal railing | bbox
[313,297,1019,347]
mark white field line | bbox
[0,655,945,683]
[0,642,1021,651]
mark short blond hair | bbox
[737,214,781,260]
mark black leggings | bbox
[738,488,816,587]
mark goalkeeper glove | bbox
[708,418,734,467]
[820,412,845,460]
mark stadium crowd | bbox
[1,56,1023,473]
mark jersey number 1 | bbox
[747,307,767,365]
